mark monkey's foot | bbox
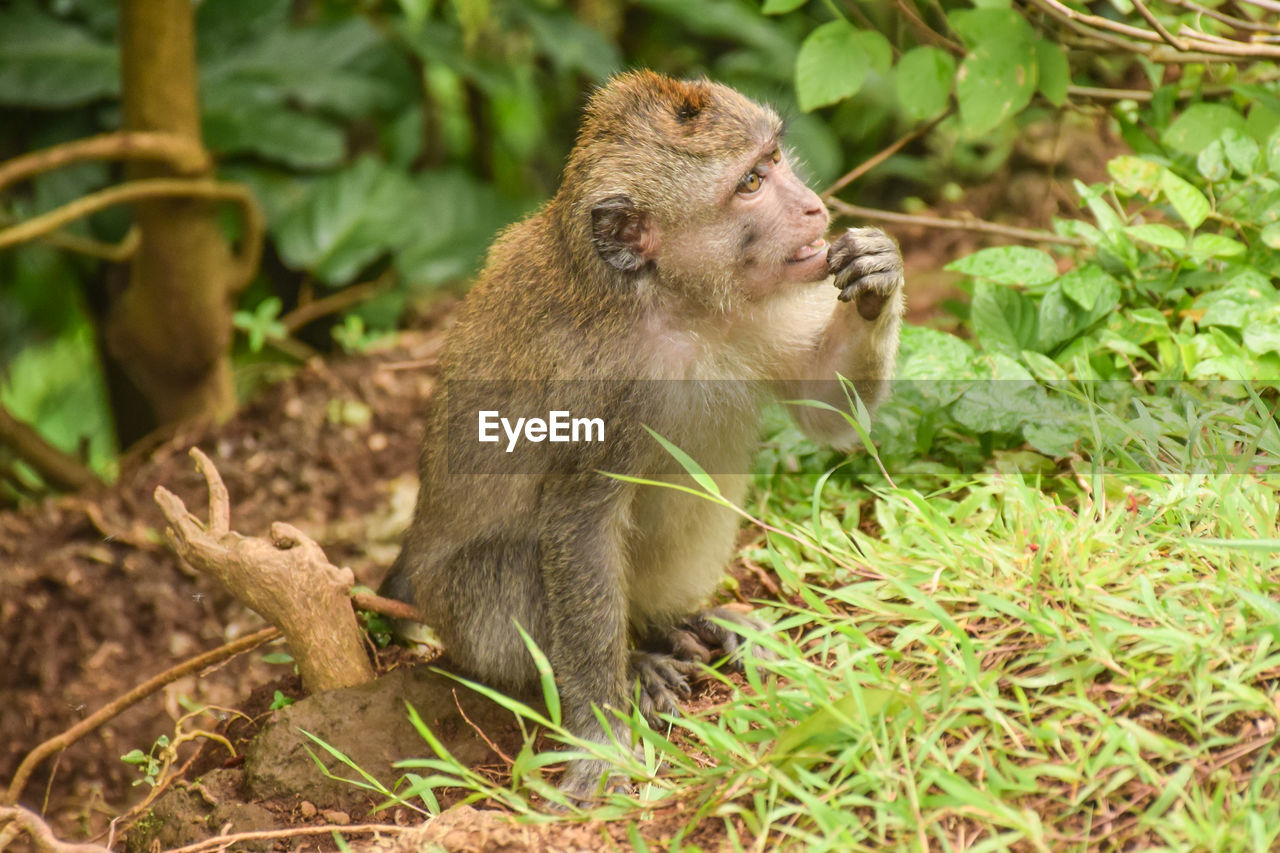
[827,227,904,321]
[668,606,778,672]
[554,757,633,810]
[629,650,702,727]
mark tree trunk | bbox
[106,0,238,431]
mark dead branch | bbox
[0,131,209,195]
[2,627,276,806]
[827,198,1087,247]
[162,822,412,853]
[822,109,953,200]
[154,448,376,694]
[0,806,111,853]
[0,402,101,492]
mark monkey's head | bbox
[561,71,831,308]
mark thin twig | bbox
[1170,0,1280,33]
[161,822,414,853]
[1238,0,1280,13]
[351,590,426,623]
[1131,0,1189,49]
[822,110,953,200]
[3,627,280,806]
[0,178,264,291]
[281,271,394,335]
[0,131,209,195]
[452,689,516,765]
[827,198,1087,247]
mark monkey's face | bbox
[657,142,832,303]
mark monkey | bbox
[378,70,905,801]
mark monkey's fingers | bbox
[630,651,700,728]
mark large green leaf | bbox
[1162,104,1247,155]
[895,46,955,121]
[795,21,886,111]
[955,39,1037,138]
[946,246,1058,286]
[0,4,118,107]
[395,170,518,288]
[274,158,424,286]
[1034,40,1069,107]
[970,280,1039,354]
[204,100,346,170]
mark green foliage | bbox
[121,734,169,788]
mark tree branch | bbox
[0,402,101,492]
[0,132,209,196]
[0,178,263,291]
[822,109,953,200]
[154,448,376,694]
[0,807,111,853]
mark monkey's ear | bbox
[591,195,657,272]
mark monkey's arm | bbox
[783,227,905,447]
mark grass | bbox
[367,389,1280,852]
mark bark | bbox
[154,449,376,693]
[107,0,240,429]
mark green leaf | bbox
[1189,233,1246,260]
[955,37,1037,138]
[1034,40,1069,107]
[1162,104,1247,155]
[1267,128,1280,175]
[1060,266,1119,312]
[1197,140,1229,182]
[1221,127,1260,175]
[0,4,119,106]
[946,246,1058,285]
[795,21,874,111]
[643,426,723,497]
[1244,322,1280,356]
[948,8,1037,48]
[763,0,808,12]
[1123,224,1186,251]
[1159,169,1210,229]
[970,280,1038,354]
[1107,156,1161,197]
[203,103,346,170]
[1261,223,1280,249]
[276,158,430,285]
[895,46,955,121]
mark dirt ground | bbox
[0,125,1115,851]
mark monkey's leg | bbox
[539,481,636,803]
[665,606,779,672]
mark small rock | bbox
[299,801,317,818]
[321,809,350,825]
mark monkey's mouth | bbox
[787,237,828,264]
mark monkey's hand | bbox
[827,227,904,322]
[630,650,703,728]
[670,606,778,672]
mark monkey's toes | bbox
[682,606,778,671]
[630,650,701,727]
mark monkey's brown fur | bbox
[380,70,904,799]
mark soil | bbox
[0,132,1119,851]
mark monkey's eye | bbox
[770,148,782,164]
[738,170,763,194]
